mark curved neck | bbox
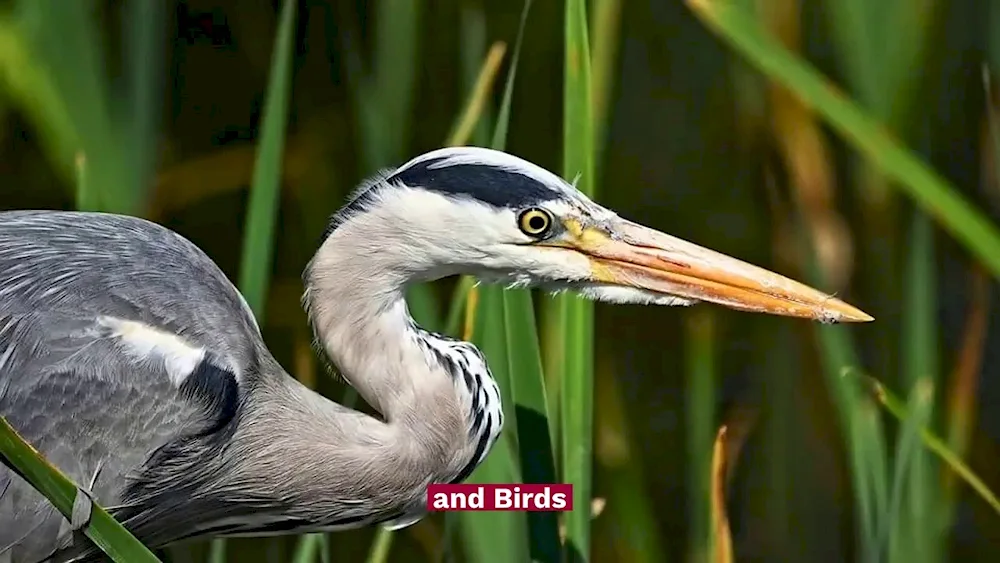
[305,241,453,422]
[302,227,502,473]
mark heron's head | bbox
[319,147,871,323]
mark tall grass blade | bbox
[365,527,395,563]
[992,4,1000,71]
[444,276,476,338]
[503,288,559,561]
[13,0,132,213]
[826,331,888,558]
[589,0,622,166]
[292,534,328,563]
[460,286,530,563]
[800,239,887,557]
[587,4,664,558]
[595,365,667,562]
[686,0,1000,282]
[885,379,935,563]
[941,265,989,526]
[822,0,938,131]
[459,2,496,148]
[856,402,890,563]
[348,0,438,330]
[458,4,534,561]
[843,369,1000,516]
[686,309,717,562]
[560,0,597,559]
[489,1,531,151]
[939,70,1000,527]
[0,417,162,562]
[75,152,89,211]
[346,28,508,563]
[0,15,79,180]
[358,0,422,172]
[710,426,734,563]
[123,0,165,210]
[228,2,296,561]
[899,209,938,561]
[820,0,880,111]
[236,0,296,318]
[0,21,164,555]
[448,42,506,148]
[489,1,557,558]
[207,538,227,563]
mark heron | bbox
[0,147,871,562]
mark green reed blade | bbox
[347,0,437,331]
[0,417,162,562]
[459,2,496,148]
[458,4,534,561]
[365,528,395,563]
[843,369,1000,517]
[489,0,531,151]
[898,209,939,562]
[14,0,133,213]
[589,0,622,167]
[687,0,1000,282]
[685,309,717,562]
[362,0,422,171]
[0,4,169,560]
[123,0,165,213]
[0,15,79,178]
[992,4,1000,74]
[799,238,887,557]
[236,0,296,318]
[292,534,326,563]
[460,285,530,563]
[228,3,297,561]
[560,0,597,560]
[503,288,559,562]
[332,13,509,563]
[885,379,935,563]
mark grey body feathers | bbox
[0,208,500,563]
[0,211,265,561]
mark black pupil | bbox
[528,214,546,231]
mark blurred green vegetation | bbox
[2,0,1000,562]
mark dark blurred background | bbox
[1,0,998,561]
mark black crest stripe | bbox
[389,158,555,209]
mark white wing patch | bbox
[98,317,206,386]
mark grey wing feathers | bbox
[0,211,259,562]
[0,210,260,359]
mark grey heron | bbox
[0,147,871,562]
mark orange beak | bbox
[566,217,872,323]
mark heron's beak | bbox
[564,218,872,323]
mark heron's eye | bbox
[517,208,553,237]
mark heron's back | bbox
[0,210,261,354]
[0,211,261,562]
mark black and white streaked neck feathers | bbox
[405,321,503,485]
